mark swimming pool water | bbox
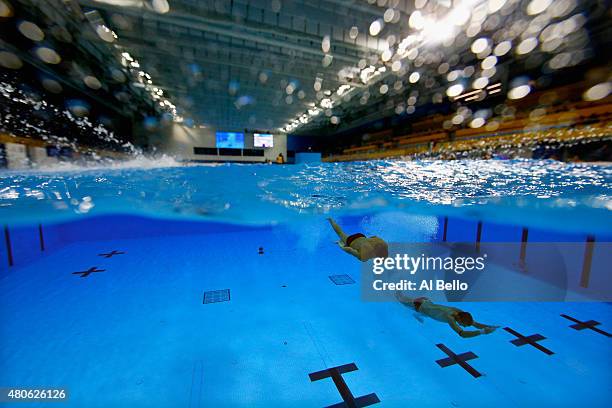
[0,160,611,407]
[1,159,611,234]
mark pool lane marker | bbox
[442,217,448,242]
[72,266,106,278]
[560,314,611,337]
[503,327,554,355]
[308,363,380,407]
[4,225,13,267]
[98,250,125,258]
[579,235,595,288]
[435,344,482,378]
[519,228,528,270]
[39,224,45,251]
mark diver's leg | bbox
[328,218,348,243]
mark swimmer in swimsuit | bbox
[395,291,499,338]
[328,218,389,262]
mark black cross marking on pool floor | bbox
[504,327,554,355]
[435,344,481,378]
[561,314,611,337]
[309,363,380,407]
[98,250,125,258]
[72,267,105,278]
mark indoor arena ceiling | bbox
[79,0,418,131]
[2,0,610,134]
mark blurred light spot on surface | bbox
[471,38,489,54]
[35,47,61,64]
[508,84,531,100]
[0,0,13,17]
[526,0,552,16]
[321,35,331,53]
[549,0,575,18]
[415,0,427,9]
[150,0,170,14]
[18,21,44,41]
[0,51,22,69]
[409,11,425,30]
[322,54,333,67]
[349,26,359,39]
[529,107,546,121]
[384,8,395,23]
[583,83,611,101]
[473,76,488,89]
[450,8,470,26]
[379,84,389,94]
[481,55,497,70]
[494,41,511,56]
[369,19,383,36]
[95,25,115,42]
[258,71,268,84]
[446,84,464,97]
[409,72,420,83]
[548,52,572,70]
[485,120,499,132]
[83,75,102,90]
[381,49,393,62]
[391,60,402,72]
[406,105,416,114]
[516,37,538,54]
[42,78,62,93]
[66,99,90,117]
[452,114,464,124]
[447,70,460,81]
[330,116,339,124]
[470,117,485,128]
[111,68,126,83]
[270,0,281,12]
[488,0,507,13]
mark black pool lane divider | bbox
[98,250,125,258]
[4,225,13,267]
[504,327,554,355]
[309,363,380,407]
[435,344,482,378]
[72,266,106,278]
[561,314,611,337]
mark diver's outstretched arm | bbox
[328,217,348,243]
[395,290,415,306]
[473,321,499,332]
[449,320,485,338]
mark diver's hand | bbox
[482,326,498,334]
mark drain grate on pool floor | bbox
[203,289,231,304]
[329,274,355,285]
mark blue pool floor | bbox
[0,219,611,407]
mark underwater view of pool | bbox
[0,159,611,407]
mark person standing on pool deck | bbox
[328,218,389,261]
[395,291,498,338]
